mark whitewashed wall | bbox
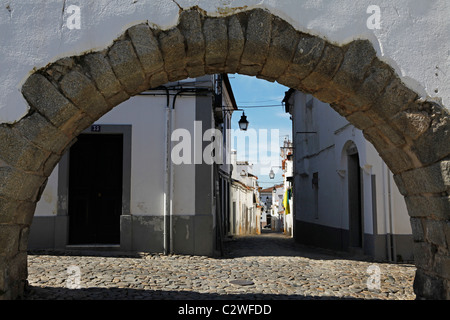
[35,93,197,217]
[0,0,448,124]
[292,91,411,236]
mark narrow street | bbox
[23,230,416,300]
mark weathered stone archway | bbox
[0,7,449,300]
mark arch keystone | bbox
[240,9,273,76]
[178,9,206,78]
[204,17,228,73]
[224,15,245,74]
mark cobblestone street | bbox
[23,231,416,300]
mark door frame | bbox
[346,143,364,250]
[57,124,132,245]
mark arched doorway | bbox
[0,8,449,300]
[347,142,363,252]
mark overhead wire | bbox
[237,104,283,108]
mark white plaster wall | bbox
[34,94,198,217]
[0,0,449,124]
[98,95,165,216]
[292,90,411,235]
[171,95,197,215]
[34,166,59,216]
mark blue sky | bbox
[228,74,292,187]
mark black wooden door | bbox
[68,134,123,244]
[348,152,363,248]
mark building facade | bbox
[228,153,262,236]
[285,90,413,262]
[28,75,237,257]
[259,186,274,229]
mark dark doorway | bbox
[68,134,123,245]
[347,145,363,249]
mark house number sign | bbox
[91,125,101,132]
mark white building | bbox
[229,153,262,235]
[280,139,294,237]
[28,74,238,256]
[270,184,285,233]
[259,186,274,229]
[285,89,413,262]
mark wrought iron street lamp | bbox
[238,111,249,131]
[269,166,282,179]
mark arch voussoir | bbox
[203,17,228,74]
[277,33,326,90]
[0,124,51,175]
[0,243,28,299]
[126,24,169,89]
[107,39,147,95]
[81,51,131,105]
[127,24,165,79]
[238,9,273,77]
[178,9,206,78]
[156,26,187,83]
[59,70,112,120]
[411,106,450,166]
[0,197,36,226]
[224,15,245,74]
[258,16,299,82]
[0,167,47,203]
[297,42,345,102]
[342,58,395,118]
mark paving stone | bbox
[24,232,416,300]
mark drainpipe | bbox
[163,86,214,254]
[382,162,396,262]
[387,168,397,262]
[157,86,211,255]
[162,86,171,255]
[382,162,392,261]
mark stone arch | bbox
[0,7,449,300]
